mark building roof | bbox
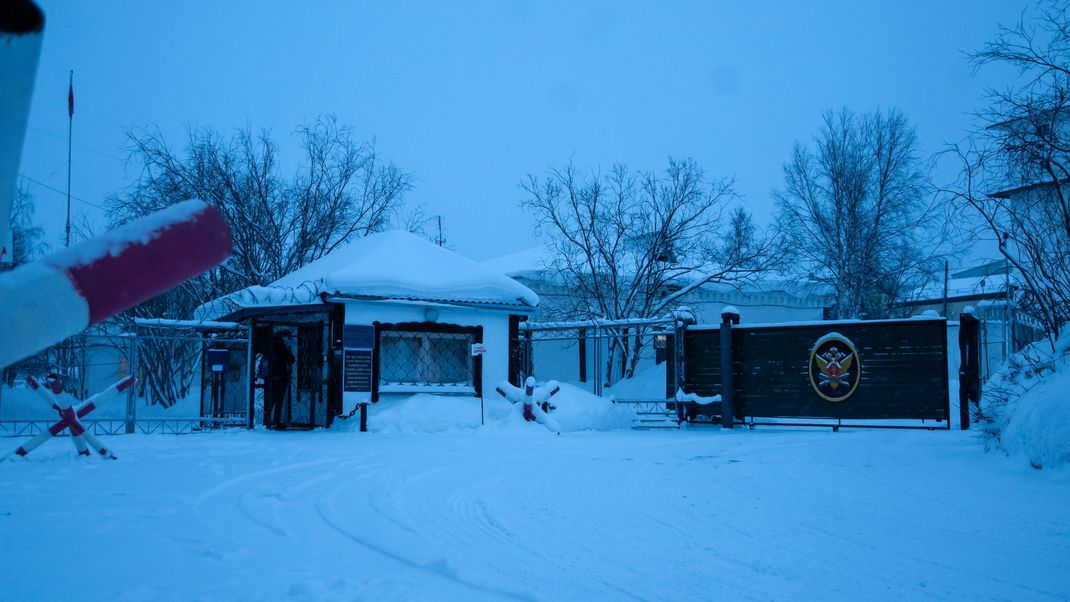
[896,258,1012,307]
[196,231,539,321]
[988,178,1070,199]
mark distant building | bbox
[894,258,1014,320]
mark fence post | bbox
[125,335,137,434]
[578,327,587,383]
[523,329,533,383]
[673,318,687,423]
[246,324,255,429]
[720,306,740,429]
[959,308,981,430]
[359,402,368,432]
[593,324,603,397]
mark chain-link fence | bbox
[973,302,1046,382]
[0,327,249,436]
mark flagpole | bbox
[65,70,72,248]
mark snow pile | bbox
[603,362,667,400]
[364,394,512,433]
[549,383,636,432]
[362,384,635,434]
[982,332,1070,469]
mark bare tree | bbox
[108,116,412,406]
[776,109,942,319]
[2,184,45,269]
[522,158,781,378]
[2,185,48,386]
[942,1,1070,340]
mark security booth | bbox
[198,303,338,431]
[195,231,538,430]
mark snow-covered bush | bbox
[979,332,1070,469]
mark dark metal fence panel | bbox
[682,318,949,423]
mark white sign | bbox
[471,343,487,357]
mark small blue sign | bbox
[343,325,375,349]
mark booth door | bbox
[290,322,328,427]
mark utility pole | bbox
[434,215,446,247]
[942,260,949,318]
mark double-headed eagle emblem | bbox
[815,346,853,390]
[809,333,861,402]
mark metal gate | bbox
[517,315,685,426]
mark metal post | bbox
[593,325,603,397]
[65,70,73,249]
[941,260,949,318]
[523,331,533,382]
[125,335,137,433]
[959,309,981,430]
[359,402,368,432]
[1005,257,1015,354]
[246,322,255,429]
[578,327,587,383]
[673,319,687,423]
[720,306,740,429]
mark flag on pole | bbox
[67,72,74,117]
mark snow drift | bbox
[981,331,1070,469]
[361,383,635,434]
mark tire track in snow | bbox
[314,476,539,602]
[193,457,340,536]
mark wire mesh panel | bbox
[379,330,474,392]
[0,333,133,426]
[0,326,249,435]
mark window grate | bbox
[378,331,473,388]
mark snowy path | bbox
[2,428,1068,601]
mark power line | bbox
[18,173,107,210]
[27,126,124,162]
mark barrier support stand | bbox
[720,306,740,429]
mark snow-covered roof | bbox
[196,231,538,321]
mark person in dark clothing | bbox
[265,330,295,429]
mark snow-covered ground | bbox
[2,424,1068,600]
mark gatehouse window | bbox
[378,330,474,393]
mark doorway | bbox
[252,314,330,430]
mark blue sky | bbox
[19,0,1024,261]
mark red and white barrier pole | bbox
[0,200,232,367]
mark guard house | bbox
[196,231,538,429]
